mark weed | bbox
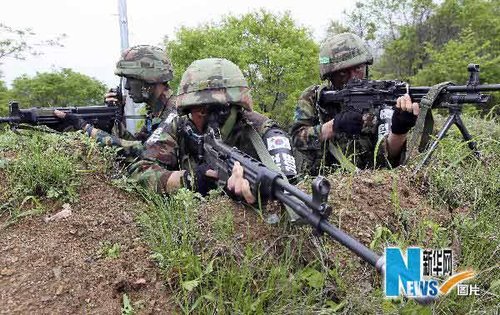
[98,242,121,259]
[121,293,134,315]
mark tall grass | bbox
[414,114,499,314]
[138,189,342,314]
[0,129,118,222]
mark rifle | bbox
[203,128,384,270]
[318,64,500,169]
[0,101,123,134]
[189,127,433,303]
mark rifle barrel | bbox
[410,84,500,93]
[0,117,20,124]
[273,178,382,270]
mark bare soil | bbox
[0,164,455,313]
[0,174,174,314]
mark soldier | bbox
[291,33,419,174]
[54,45,176,157]
[129,57,297,202]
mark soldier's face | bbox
[332,64,367,88]
[124,78,152,103]
[190,107,209,132]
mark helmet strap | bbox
[220,106,238,140]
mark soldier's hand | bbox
[53,109,87,130]
[190,163,218,196]
[391,94,419,135]
[333,110,363,136]
[320,119,334,140]
[105,91,119,105]
[227,161,255,204]
[53,109,66,119]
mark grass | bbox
[0,111,497,313]
[98,242,121,259]
[135,113,499,314]
[0,128,118,223]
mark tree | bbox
[10,68,106,107]
[0,80,10,115]
[0,23,65,62]
[166,10,319,127]
[410,29,500,85]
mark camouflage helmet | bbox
[114,45,173,84]
[319,33,373,80]
[176,58,252,113]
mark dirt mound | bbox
[325,168,450,246]
[0,174,173,314]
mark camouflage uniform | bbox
[129,110,281,193]
[81,45,176,158]
[129,58,296,194]
[291,33,401,174]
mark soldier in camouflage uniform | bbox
[129,58,297,202]
[54,45,176,158]
[291,33,420,174]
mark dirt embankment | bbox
[0,174,173,314]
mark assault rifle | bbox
[318,64,500,169]
[203,129,386,275]
[0,86,125,134]
[203,128,435,303]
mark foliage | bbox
[10,68,106,107]
[0,80,10,115]
[138,188,334,313]
[1,132,79,203]
[0,22,65,62]
[98,242,121,259]
[0,129,119,223]
[121,293,134,315]
[410,29,500,85]
[166,9,319,127]
[413,114,500,313]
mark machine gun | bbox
[0,101,123,133]
[318,64,500,169]
[0,86,125,133]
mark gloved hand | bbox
[391,109,417,134]
[65,113,87,130]
[53,110,87,130]
[183,163,218,196]
[391,94,419,135]
[333,110,363,136]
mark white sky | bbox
[0,0,354,88]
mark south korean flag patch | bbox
[266,136,291,151]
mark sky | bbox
[0,0,354,88]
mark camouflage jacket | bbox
[128,110,279,194]
[82,92,176,159]
[290,84,403,174]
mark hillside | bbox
[0,113,498,314]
